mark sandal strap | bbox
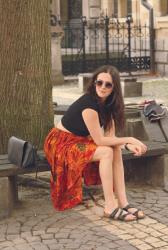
[108,208,120,219]
[123,204,132,210]
[123,204,143,217]
[118,209,131,221]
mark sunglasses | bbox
[95,79,113,89]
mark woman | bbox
[44,65,147,222]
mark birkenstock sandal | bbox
[104,207,136,222]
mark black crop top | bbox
[61,93,102,136]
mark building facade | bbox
[51,0,168,76]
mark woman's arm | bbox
[82,109,147,152]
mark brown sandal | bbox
[104,207,136,222]
[123,204,145,219]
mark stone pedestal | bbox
[0,176,18,219]
[51,26,64,86]
[121,78,142,97]
[78,73,93,92]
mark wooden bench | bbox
[53,103,141,119]
[0,141,167,219]
[0,153,50,219]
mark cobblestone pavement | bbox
[1,183,168,250]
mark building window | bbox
[113,0,118,17]
[113,0,132,18]
[68,0,82,19]
[160,0,168,16]
[127,0,132,16]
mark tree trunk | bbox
[0,0,54,153]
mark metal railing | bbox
[61,15,151,75]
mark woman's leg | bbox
[112,146,128,207]
[112,146,145,218]
[92,146,116,214]
[91,146,135,220]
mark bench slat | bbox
[0,162,50,177]
[0,141,166,177]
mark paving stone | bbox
[32,230,46,236]
[49,243,65,249]
[139,218,157,225]
[6,234,20,240]
[13,238,27,245]
[0,241,14,248]
[119,246,137,250]
[93,246,110,250]
[40,234,54,240]
[104,242,120,248]
[54,232,69,239]
[149,230,164,237]
[129,239,144,246]
[25,236,41,243]
[46,228,60,233]
[2,247,17,250]
[162,247,168,250]
[160,236,168,242]
[119,234,135,240]
[15,243,34,250]
[144,236,160,244]
[30,242,49,249]
[21,232,32,238]
[150,240,168,248]
[134,232,148,239]
[158,227,168,234]
[115,239,133,246]
[136,243,153,250]
[42,239,58,245]
[0,237,6,242]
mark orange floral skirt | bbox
[44,128,101,210]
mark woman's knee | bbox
[93,146,113,161]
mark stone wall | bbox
[155,17,168,76]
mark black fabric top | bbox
[61,93,103,136]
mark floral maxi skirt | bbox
[44,128,101,210]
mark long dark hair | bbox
[86,65,125,133]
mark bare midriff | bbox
[56,121,71,133]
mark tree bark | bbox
[0,0,54,154]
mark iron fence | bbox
[61,16,151,75]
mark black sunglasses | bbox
[95,79,113,89]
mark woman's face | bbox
[95,72,113,102]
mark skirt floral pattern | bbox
[44,128,101,210]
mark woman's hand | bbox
[126,137,147,154]
[125,143,147,156]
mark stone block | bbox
[78,73,93,92]
[90,7,100,18]
[126,118,147,140]
[163,153,168,191]
[121,78,142,97]
[155,39,164,50]
[165,64,168,76]
[124,155,166,187]
[164,39,168,51]
[156,64,165,76]
[155,51,168,63]
[0,176,18,219]
[146,155,165,187]
[89,0,100,7]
